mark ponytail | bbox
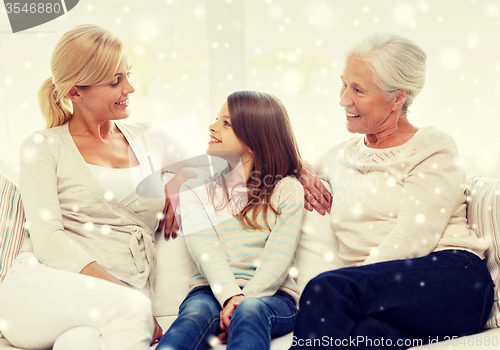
[38,77,72,129]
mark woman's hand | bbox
[151,317,163,345]
[297,163,332,215]
[157,190,180,240]
[157,168,199,240]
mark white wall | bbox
[1,0,499,176]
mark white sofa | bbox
[1,160,500,350]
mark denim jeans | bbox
[290,250,494,350]
[157,286,298,350]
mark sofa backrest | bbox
[153,181,343,317]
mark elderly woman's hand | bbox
[298,163,332,215]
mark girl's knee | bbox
[232,298,265,318]
[180,297,220,318]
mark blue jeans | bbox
[290,250,494,349]
[157,286,298,350]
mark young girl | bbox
[157,90,305,350]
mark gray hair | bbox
[344,32,427,112]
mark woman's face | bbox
[339,56,399,135]
[208,101,252,160]
[75,52,135,122]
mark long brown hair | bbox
[222,90,302,229]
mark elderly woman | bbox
[291,33,494,349]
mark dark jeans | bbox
[290,250,494,349]
[157,286,298,350]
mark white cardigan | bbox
[19,122,164,292]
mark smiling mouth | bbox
[115,99,129,105]
[346,112,360,117]
[210,136,221,143]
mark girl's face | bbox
[74,52,135,122]
[208,101,253,161]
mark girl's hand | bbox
[219,294,246,331]
[297,163,332,215]
[151,317,163,345]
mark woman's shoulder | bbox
[413,126,459,152]
[21,124,68,149]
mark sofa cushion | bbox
[466,176,500,328]
[296,182,343,291]
[0,173,27,284]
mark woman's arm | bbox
[19,132,96,273]
[363,134,467,265]
[242,177,305,297]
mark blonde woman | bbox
[0,25,163,349]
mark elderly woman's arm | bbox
[363,133,468,265]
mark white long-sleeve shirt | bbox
[316,126,488,266]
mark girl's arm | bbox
[180,182,243,307]
[242,177,305,298]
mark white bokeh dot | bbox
[88,308,100,320]
[39,209,52,222]
[486,4,499,17]
[101,225,111,235]
[83,222,95,231]
[193,6,205,18]
[386,177,396,187]
[415,214,425,224]
[324,251,334,262]
[104,191,114,201]
[369,247,380,257]
[212,284,222,294]
[417,1,430,12]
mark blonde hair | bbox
[38,24,124,128]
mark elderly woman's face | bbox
[340,56,399,135]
